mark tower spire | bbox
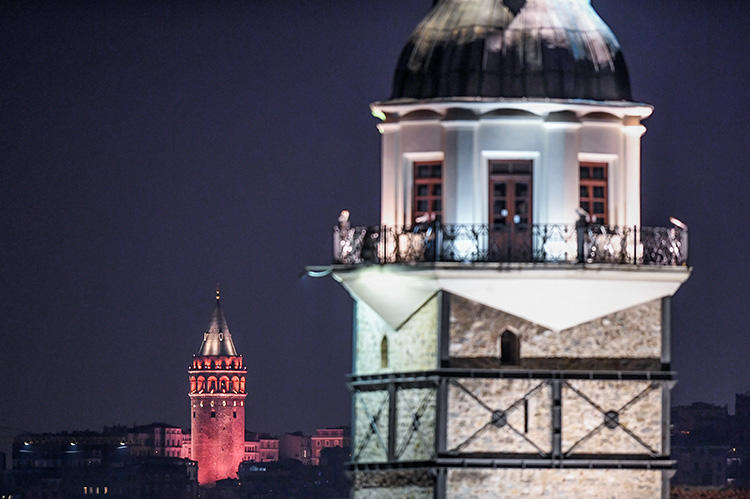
[196,286,238,356]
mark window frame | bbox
[579,161,609,225]
[411,160,443,225]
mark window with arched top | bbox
[196,376,205,393]
[380,336,388,369]
[231,376,240,393]
[219,376,229,393]
[500,331,520,365]
[189,377,197,393]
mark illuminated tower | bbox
[320,1,692,497]
[188,290,247,486]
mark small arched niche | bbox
[500,330,520,365]
[380,336,389,369]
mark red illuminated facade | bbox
[310,428,348,466]
[188,290,247,485]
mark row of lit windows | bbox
[313,439,342,447]
[192,400,244,408]
[411,160,610,225]
[190,375,245,394]
[191,358,243,369]
[83,486,108,495]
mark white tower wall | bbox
[376,103,652,228]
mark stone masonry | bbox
[450,294,661,361]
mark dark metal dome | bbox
[391,0,633,102]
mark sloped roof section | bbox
[197,290,238,356]
[391,0,632,101]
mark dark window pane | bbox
[515,182,528,198]
[417,185,429,196]
[491,162,510,175]
[432,184,442,196]
[580,167,590,179]
[494,200,506,214]
[581,201,590,212]
[417,165,431,178]
[593,167,604,179]
[593,186,604,198]
[431,164,442,178]
[593,202,604,214]
[515,200,527,215]
[432,200,442,211]
[513,162,531,174]
[417,200,428,212]
[494,183,506,197]
[580,186,588,198]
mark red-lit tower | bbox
[188,289,247,486]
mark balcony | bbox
[332,223,688,267]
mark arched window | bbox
[231,376,240,393]
[240,377,246,393]
[207,376,218,393]
[501,331,520,365]
[219,376,230,393]
[380,336,388,369]
[189,377,197,393]
[196,376,205,393]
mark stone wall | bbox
[562,380,662,455]
[352,470,434,499]
[447,378,552,454]
[449,294,661,360]
[395,388,436,461]
[445,378,663,456]
[355,294,439,375]
[446,469,663,498]
[353,486,433,499]
[353,390,389,463]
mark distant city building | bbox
[243,432,279,463]
[279,432,312,465]
[126,423,185,458]
[671,398,750,488]
[310,428,349,466]
[8,429,198,498]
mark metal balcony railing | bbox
[332,222,688,266]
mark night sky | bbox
[2,1,749,437]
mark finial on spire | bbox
[215,283,220,302]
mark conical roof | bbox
[196,289,238,356]
[390,0,632,102]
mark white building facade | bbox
[325,0,691,497]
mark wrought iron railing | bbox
[332,222,688,266]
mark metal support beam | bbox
[439,291,451,368]
[552,380,562,460]
[434,467,446,499]
[435,378,448,455]
[388,383,397,462]
[661,384,671,457]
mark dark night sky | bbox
[1,1,749,436]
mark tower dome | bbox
[391,0,632,102]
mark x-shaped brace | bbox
[395,389,435,460]
[563,381,660,456]
[448,380,548,455]
[354,391,389,461]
